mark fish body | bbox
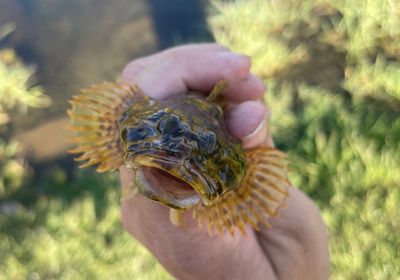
[68,82,290,236]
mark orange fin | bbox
[206,80,228,103]
[67,82,141,172]
[193,147,290,236]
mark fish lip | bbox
[134,166,201,209]
[126,153,218,209]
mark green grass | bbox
[209,0,400,279]
[0,25,171,280]
[0,170,171,280]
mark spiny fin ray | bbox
[193,147,290,236]
[68,82,141,172]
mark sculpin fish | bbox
[68,81,290,236]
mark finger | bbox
[125,51,251,99]
[164,43,230,53]
[121,43,230,82]
[225,100,274,148]
[224,74,266,102]
[256,187,330,280]
[120,170,171,246]
[121,57,149,81]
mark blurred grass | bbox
[0,44,50,197]
[0,27,171,279]
[210,0,400,279]
[0,171,171,280]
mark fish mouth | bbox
[126,154,218,210]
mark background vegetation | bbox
[210,0,400,279]
[1,0,399,279]
[0,25,171,279]
[0,23,50,198]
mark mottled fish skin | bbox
[119,94,247,207]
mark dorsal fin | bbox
[206,80,229,103]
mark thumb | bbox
[225,100,274,149]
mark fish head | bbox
[119,95,247,210]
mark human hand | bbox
[119,44,329,280]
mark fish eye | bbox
[137,127,148,134]
[125,125,156,141]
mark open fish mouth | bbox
[127,154,218,209]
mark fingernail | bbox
[243,117,266,141]
[242,117,272,149]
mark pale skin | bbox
[119,44,330,280]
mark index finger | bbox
[121,43,230,79]
[121,49,264,102]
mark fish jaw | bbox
[127,154,220,210]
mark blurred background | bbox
[0,0,399,279]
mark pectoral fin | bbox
[68,82,141,172]
[193,147,290,236]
